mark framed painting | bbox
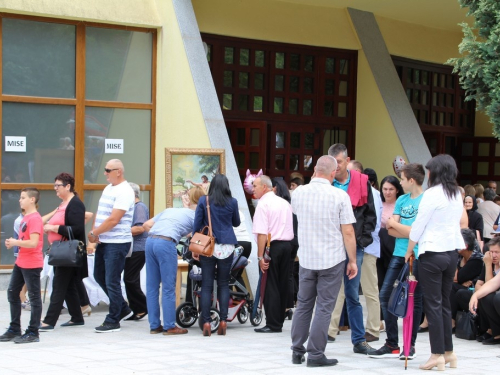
[165,148,226,208]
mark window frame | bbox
[0,14,157,268]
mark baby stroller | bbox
[175,238,262,333]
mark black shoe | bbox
[119,308,133,322]
[307,355,338,367]
[368,343,400,358]
[286,310,294,320]
[483,336,500,345]
[418,326,429,333]
[0,329,21,342]
[13,330,39,344]
[327,335,336,343]
[364,332,379,342]
[38,324,54,332]
[95,322,121,333]
[353,341,377,355]
[60,321,85,327]
[292,352,305,364]
[254,326,282,333]
[476,333,492,342]
[399,346,416,360]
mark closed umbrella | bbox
[402,255,418,370]
[252,233,272,318]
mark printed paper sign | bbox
[105,139,124,154]
[5,136,26,152]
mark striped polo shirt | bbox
[95,181,135,243]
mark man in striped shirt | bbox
[290,155,358,367]
[88,159,135,333]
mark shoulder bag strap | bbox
[66,226,74,241]
[206,196,213,237]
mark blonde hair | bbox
[188,186,205,205]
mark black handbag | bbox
[388,262,409,318]
[48,227,85,267]
[455,310,477,340]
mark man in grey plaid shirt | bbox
[290,155,358,367]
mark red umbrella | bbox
[259,233,272,307]
[402,255,418,370]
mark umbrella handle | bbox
[409,255,414,276]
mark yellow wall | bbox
[355,51,407,179]
[192,0,360,49]
[475,111,493,137]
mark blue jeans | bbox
[145,237,178,330]
[344,246,365,345]
[200,253,234,323]
[94,242,130,324]
[379,256,423,348]
[7,265,42,334]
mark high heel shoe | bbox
[81,306,92,316]
[203,322,211,337]
[444,352,457,368]
[419,355,445,371]
[217,321,227,336]
[286,309,293,320]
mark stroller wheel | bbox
[237,305,249,324]
[250,307,263,327]
[176,302,198,328]
[198,308,220,333]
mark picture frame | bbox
[165,148,226,208]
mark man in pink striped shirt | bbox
[252,175,294,333]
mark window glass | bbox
[86,27,152,103]
[84,107,151,184]
[250,129,260,146]
[2,103,75,183]
[2,19,76,98]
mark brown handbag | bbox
[189,196,215,257]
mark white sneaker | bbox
[21,301,31,311]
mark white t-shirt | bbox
[95,181,135,243]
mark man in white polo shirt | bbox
[88,159,135,333]
[290,155,358,367]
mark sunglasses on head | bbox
[104,168,119,173]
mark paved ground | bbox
[0,290,498,374]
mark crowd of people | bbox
[1,150,500,371]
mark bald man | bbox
[88,159,135,333]
[290,156,357,367]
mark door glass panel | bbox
[250,129,260,146]
[253,96,263,112]
[236,128,246,145]
[325,79,334,95]
[274,97,284,114]
[224,71,233,87]
[275,52,285,69]
[275,154,285,170]
[338,102,347,117]
[422,71,429,85]
[275,132,285,148]
[339,59,349,74]
[289,99,298,115]
[254,73,264,90]
[3,19,76,98]
[290,133,301,148]
[2,103,75,183]
[290,76,299,92]
[304,78,314,94]
[255,50,265,67]
[239,72,249,89]
[235,152,245,168]
[303,100,312,116]
[422,91,428,105]
[240,48,249,66]
[495,143,500,157]
[462,142,473,156]
[339,81,348,96]
[478,162,489,175]
[495,162,500,176]
[304,155,313,170]
[238,95,248,111]
[326,58,335,74]
[86,27,152,103]
[275,75,284,91]
[290,54,300,70]
[461,161,472,174]
[224,47,234,64]
[290,155,299,170]
[478,143,490,156]
[84,107,151,184]
[250,153,259,169]
[305,133,314,149]
[324,101,333,116]
[304,55,314,72]
[223,94,232,110]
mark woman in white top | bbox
[405,155,465,371]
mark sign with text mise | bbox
[5,136,26,152]
[105,139,124,154]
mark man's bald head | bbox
[108,159,125,173]
[314,156,337,182]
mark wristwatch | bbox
[257,256,263,261]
